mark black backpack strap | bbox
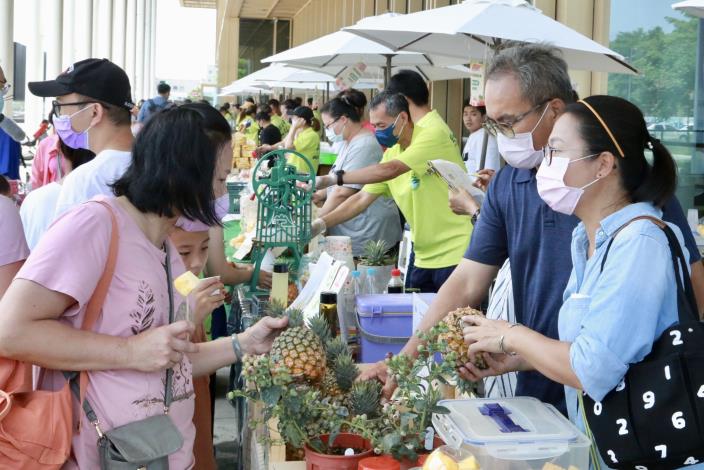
[599,215,698,323]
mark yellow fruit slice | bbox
[423,450,458,470]
[458,456,480,470]
[174,271,199,297]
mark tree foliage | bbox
[608,16,698,120]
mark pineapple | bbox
[438,307,487,370]
[323,352,359,403]
[308,314,332,346]
[348,380,382,419]
[287,283,299,304]
[271,308,326,384]
[360,240,394,266]
[325,336,350,368]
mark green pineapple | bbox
[266,299,288,318]
[349,380,382,419]
[323,352,359,403]
[308,313,332,346]
[325,336,350,368]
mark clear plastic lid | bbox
[433,398,590,460]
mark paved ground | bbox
[213,366,238,469]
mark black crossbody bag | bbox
[579,216,704,470]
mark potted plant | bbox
[357,240,398,294]
[237,307,387,469]
[373,323,473,469]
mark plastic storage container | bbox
[432,397,590,470]
[356,294,414,363]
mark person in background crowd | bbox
[260,106,320,175]
[0,65,21,181]
[137,81,171,124]
[31,118,51,143]
[0,174,29,298]
[337,88,374,133]
[314,96,402,257]
[30,131,70,190]
[315,71,472,293]
[27,58,134,219]
[359,43,704,414]
[447,99,501,217]
[21,139,95,250]
[293,96,303,108]
[462,95,703,470]
[268,98,290,136]
[237,102,259,143]
[282,99,297,124]
[0,106,288,469]
[256,111,282,147]
[219,102,235,129]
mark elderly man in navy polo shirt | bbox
[361,43,704,415]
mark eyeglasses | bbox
[51,100,98,116]
[324,117,340,130]
[484,99,552,138]
[543,145,602,166]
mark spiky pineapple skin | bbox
[439,307,487,370]
[271,325,326,384]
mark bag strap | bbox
[163,246,174,411]
[578,392,603,470]
[599,215,699,323]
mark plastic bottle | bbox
[366,267,378,295]
[351,270,364,296]
[270,263,289,306]
[387,268,404,294]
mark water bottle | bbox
[351,270,364,296]
[387,268,404,294]
[366,267,378,295]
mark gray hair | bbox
[369,91,410,118]
[486,43,575,106]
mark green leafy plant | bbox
[359,240,396,266]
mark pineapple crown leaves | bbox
[332,353,359,392]
[267,299,288,318]
[284,308,306,328]
[307,313,331,345]
[325,336,350,366]
[359,240,395,266]
[350,380,382,418]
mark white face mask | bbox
[497,104,550,169]
[536,154,601,215]
[325,120,345,143]
[1,83,10,98]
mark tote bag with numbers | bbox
[580,216,704,470]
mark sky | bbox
[155,0,215,81]
[609,0,691,41]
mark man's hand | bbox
[472,169,495,192]
[238,316,289,355]
[315,174,335,191]
[312,190,326,207]
[258,270,272,289]
[457,352,527,382]
[357,360,397,400]
[448,189,479,216]
[311,218,327,237]
[192,277,226,325]
[126,321,199,372]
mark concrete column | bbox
[125,0,137,94]
[45,0,64,78]
[62,0,75,68]
[135,0,145,101]
[0,0,13,116]
[112,0,127,67]
[26,0,45,127]
[216,15,239,88]
[142,0,152,98]
[556,0,593,99]
[94,0,114,59]
[149,0,156,89]
[74,0,92,62]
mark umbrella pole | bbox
[384,55,392,87]
[326,82,330,102]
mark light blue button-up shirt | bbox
[557,202,702,470]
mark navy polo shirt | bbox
[465,165,701,415]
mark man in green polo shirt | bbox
[313,71,471,292]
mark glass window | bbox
[239,18,291,79]
[608,0,704,211]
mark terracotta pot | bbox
[358,455,401,470]
[304,433,374,470]
[391,436,444,470]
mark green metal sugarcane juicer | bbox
[246,149,316,302]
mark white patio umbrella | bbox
[262,13,467,84]
[344,0,637,75]
[673,0,704,17]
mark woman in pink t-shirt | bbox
[0,105,287,469]
[0,179,29,298]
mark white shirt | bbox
[20,182,62,250]
[462,128,500,174]
[54,149,132,218]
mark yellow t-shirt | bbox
[363,110,472,269]
[290,127,320,175]
[271,114,290,138]
[239,117,259,144]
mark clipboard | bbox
[427,159,486,202]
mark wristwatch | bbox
[471,208,480,225]
[335,170,345,186]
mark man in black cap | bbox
[28,58,134,218]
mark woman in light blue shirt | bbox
[461,95,701,469]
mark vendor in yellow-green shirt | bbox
[237,102,260,144]
[258,106,320,175]
[313,71,472,293]
[267,98,291,136]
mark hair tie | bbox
[646,136,660,150]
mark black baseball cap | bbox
[292,106,314,123]
[28,58,134,110]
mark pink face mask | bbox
[214,193,230,220]
[536,155,600,215]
